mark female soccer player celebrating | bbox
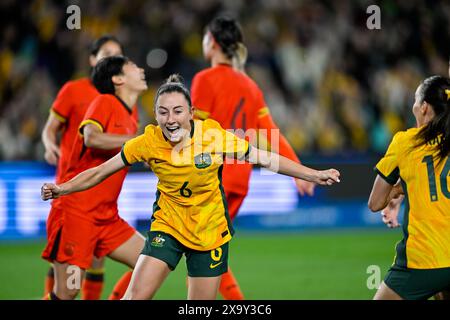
[41,74,340,300]
[368,75,450,300]
[191,15,315,299]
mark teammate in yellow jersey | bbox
[368,75,450,300]
[41,74,340,300]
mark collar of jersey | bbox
[113,95,133,114]
[217,63,232,68]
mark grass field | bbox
[0,228,402,300]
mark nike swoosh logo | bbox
[154,159,164,163]
[209,262,223,269]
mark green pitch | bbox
[0,228,401,300]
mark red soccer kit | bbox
[43,78,99,262]
[191,64,301,219]
[51,78,99,185]
[42,94,139,269]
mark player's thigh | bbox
[373,281,403,300]
[108,231,145,268]
[122,254,171,300]
[185,242,229,300]
[53,261,85,299]
[187,276,222,300]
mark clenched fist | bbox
[315,169,341,186]
[41,183,62,200]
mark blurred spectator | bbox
[0,0,449,160]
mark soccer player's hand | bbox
[41,183,62,200]
[381,195,403,228]
[44,142,60,166]
[315,169,340,186]
[295,179,316,196]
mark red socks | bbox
[219,268,244,300]
[81,268,104,300]
[108,270,133,300]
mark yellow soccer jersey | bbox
[121,119,250,251]
[375,127,450,269]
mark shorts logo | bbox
[210,247,223,269]
[151,234,166,247]
[209,261,223,269]
[194,153,212,169]
[64,243,75,256]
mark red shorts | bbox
[225,191,247,221]
[42,209,135,270]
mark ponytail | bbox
[232,42,248,71]
[415,75,450,161]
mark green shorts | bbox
[384,264,450,300]
[141,231,229,277]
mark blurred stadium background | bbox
[0,0,448,299]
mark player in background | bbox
[41,56,146,300]
[41,35,134,300]
[368,75,450,300]
[41,74,341,300]
[379,59,450,229]
[191,16,315,300]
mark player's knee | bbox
[54,288,80,300]
[122,286,153,300]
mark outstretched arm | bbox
[83,124,136,150]
[246,147,340,186]
[41,153,126,200]
[257,113,315,196]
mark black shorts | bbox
[384,264,450,300]
[141,231,229,277]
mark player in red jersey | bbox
[41,55,147,300]
[41,35,135,300]
[191,16,315,300]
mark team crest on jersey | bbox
[194,153,212,169]
[151,235,166,247]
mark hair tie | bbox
[445,89,450,101]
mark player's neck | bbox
[211,53,232,68]
[115,89,138,110]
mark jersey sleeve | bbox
[191,73,214,120]
[51,81,74,123]
[79,96,112,135]
[375,131,405,185]
[121,125,154,165]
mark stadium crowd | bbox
[1,0,449,160]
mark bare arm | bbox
[246,147,340,186]
[41,113,64,165]
[83,124,136,150]
[257,114,316,196]
[41,153,126,200]
[368,176,404,212]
